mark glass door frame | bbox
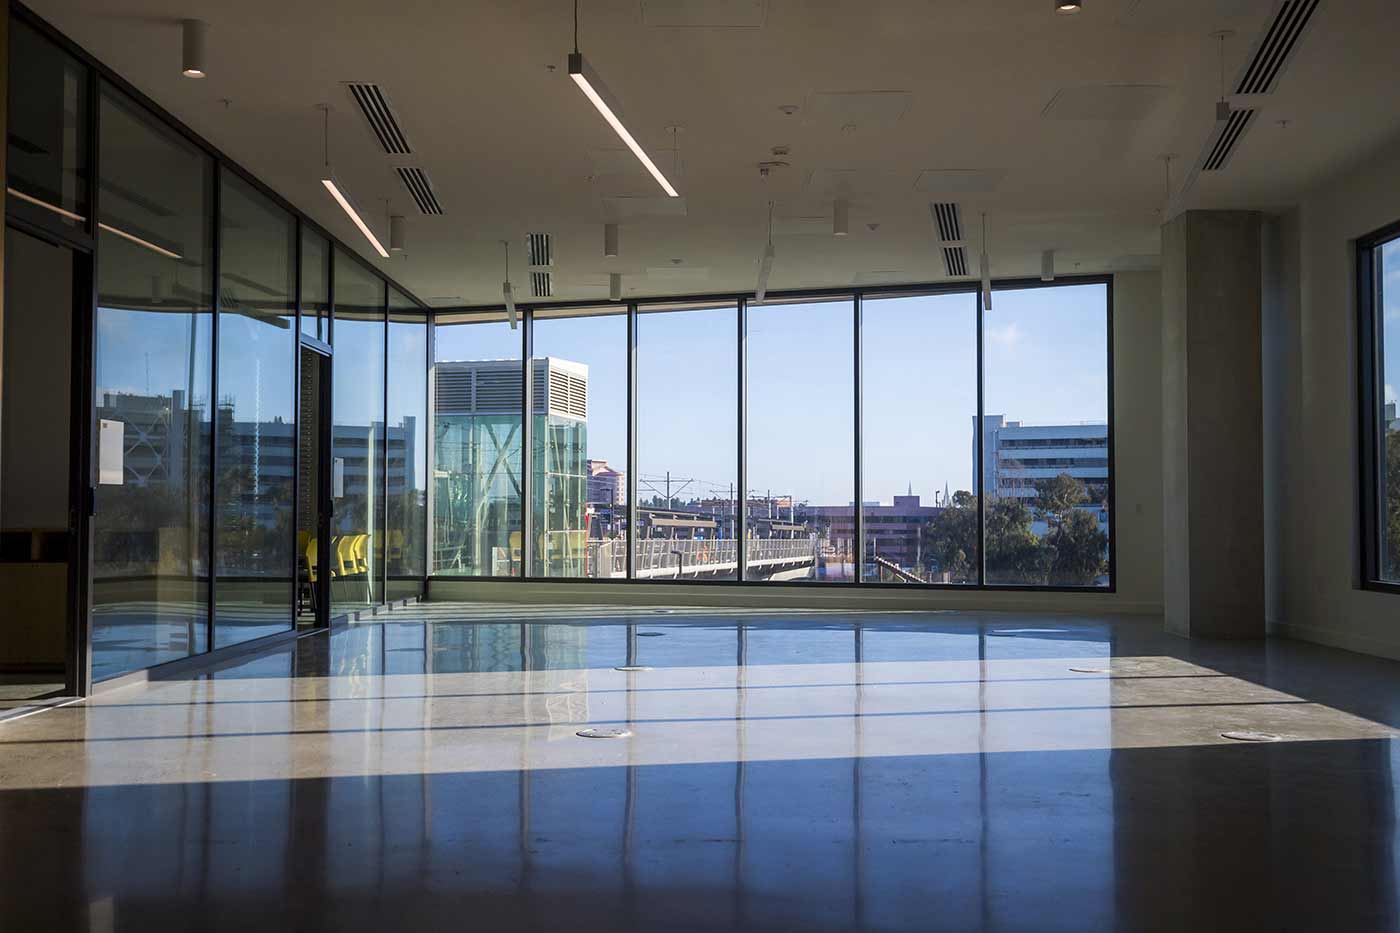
[2,216,96,698]
[296,337,333,631]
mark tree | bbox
[1048,506,1108,585]
[985,496,1052,583]
[1036,473,1107,586]
[924,490,978,582]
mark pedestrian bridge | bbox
[584,537,817,580]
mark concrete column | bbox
[1161,210,1264,638]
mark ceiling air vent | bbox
[396,167,443,215]
[1198,0,1319,173]
[1202,108,1255,172]
[1235,0,1321,96]
[526,232,554,268]
[530,271,553,298]
[930,202,963,244]
[345,82,412,155]
[942,246,969,278]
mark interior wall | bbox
[1265,137,1400,659]
[434,271,1165,615]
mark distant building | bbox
[975,415,1109,501]
[1386,401,1398,433]
[433,357,589,575]
[803,495,941,573]
[586,459,625,506]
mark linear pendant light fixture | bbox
[502,240,518,329]
[568,1,679,198]
[317,104,390,259]
[755,201,775,302]
[980,212,993,311]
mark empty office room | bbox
[2,1,1400,930]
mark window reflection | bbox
[386,291,427,598]
[300,229,330,343]
[214,172,296,648]
[331,252,385,612]
[91,85,214,680]
[7,21,87,226]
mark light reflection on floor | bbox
[2,608,1399,931]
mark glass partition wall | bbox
[9,5,1118,691]
[13,15,432,683]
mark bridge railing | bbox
[486,536,818,578]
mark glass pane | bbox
[861,292,978,584]
[529,307,627,578]
[982,283,1110,587]
[92,85,213,680]
[432,313,522,576]
[636,301,737,581]
[1380,240,1400,583]
[331,252,385,612]
[300,228,330,343]
[1,228,75,697]
[7,21,87,225]
[747,297,854,583]
[214,172,296,649]
[386,289,427,598]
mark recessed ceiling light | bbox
[1055,1,1082,13]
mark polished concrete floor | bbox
[2,607,1400,932]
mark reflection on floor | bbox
[2,607,1400,931]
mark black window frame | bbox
[1357,219,1400,595]
[429,274,1116,594]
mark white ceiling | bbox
[25,0,1400,306]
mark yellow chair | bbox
[333,535,358,578]
[351,534,370,575]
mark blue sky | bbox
[99,282,1110,509]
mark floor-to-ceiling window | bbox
[861,291,979,584]
[982,282,1110,587]
[635,301,738,581]
[746,297,854,583]
[213,172,296,648]
[91,85,214,680]
[331,251,386,613]
[529,306,627,578]
[1361,227,1400,589]
[386,289,427,599]
[432,312,522,576]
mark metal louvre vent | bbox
[345,83,412,155]
[435,369,473,413]
[1235,0,1321,96]
[545,370,588,419]
[526,232,553,267]
[530,271,553,298]
[474,369,521,411]
[1202,108,1255,172]
[931,202,962,243]
[397,167,443,215]
[942,246,969,278]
